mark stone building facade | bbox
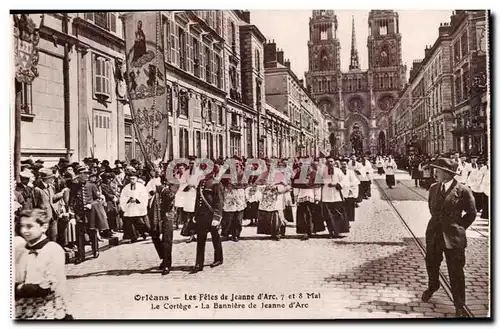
[14,13,127,168]
[387,10,489,157]
[305,10,406,156]
[389,21,454,156]
[13,10,331,175]
[263,41,328,158]
[449,10,489,156]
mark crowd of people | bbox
[12,150,489,319]
[405,152,489,219]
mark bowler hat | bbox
[430,157,459,175]
[21,159,35,166]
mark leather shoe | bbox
[232,237,239,242]
[190,266,203,274]
[301,234,309,241]
[421,286,439,302]
[158,261,166,270]
[210,261,223,268]
[161,268,170,276]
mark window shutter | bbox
[171,21,178,66]
[187,34,193,74]
[109,13,116,33]
[163,17,169,61]
[200,44,206,81]
[175,26,180,67]
[93,55,97,95]
[85,12,94,21]
[106,60,112,96]
[211,49,216,85]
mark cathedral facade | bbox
[305,10,406,155]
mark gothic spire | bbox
[349,15,360,70]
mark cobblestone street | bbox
[374,170,490,317]
[63,175,476,319]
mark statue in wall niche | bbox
[350,124,364,155]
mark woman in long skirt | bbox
[384,156,397,188]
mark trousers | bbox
[75,221,98,261]
[151,218,174,269]
[195,226,223,267]
[425,237,466,308]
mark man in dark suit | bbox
[15,170,34,211]
[422,158,477,317]
[190,165,223,274]
[33,168,63,241]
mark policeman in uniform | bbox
[422,158,477,317]
[69,165,100,264]
[190,165,223,273]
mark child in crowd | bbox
[14,209,72,320]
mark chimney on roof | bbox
[264,41,277,66]
[241,11,251,24]
[284,59,290,69]
[299,79,304,86]
[438,22,452,37]
[277,49,284,65]
[424,45,431,57]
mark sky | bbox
[250,10,453,81]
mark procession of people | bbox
[13,151,489,319]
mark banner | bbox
[122,12,168,164]
[13,14,41,84]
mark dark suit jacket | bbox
[426,179,477,250]
[15,183,34,210]
[194,177,223,233]
[33,183,63,221]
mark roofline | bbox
[240,24,266,43]
[408,34,452,84]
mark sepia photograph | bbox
[10,8,490,320]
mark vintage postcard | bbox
[11,9,490,320]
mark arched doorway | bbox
[378,131,386,155]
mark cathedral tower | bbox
[305,10,342,122]
[306,10,406,156]
[349,15,360,70]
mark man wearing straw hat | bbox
[421,158,477,317]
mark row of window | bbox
[312,74,398,93]
[453,30,469,63]
[424,51,443,87]
[179,128,226,159]
[429,82,444,118]
[164,18,224,88]
[84,12,117,33]
[454,64,470,105]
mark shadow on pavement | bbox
[322,237,457,317]
[67,265,195,279]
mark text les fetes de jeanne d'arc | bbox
[135,293,321,311]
